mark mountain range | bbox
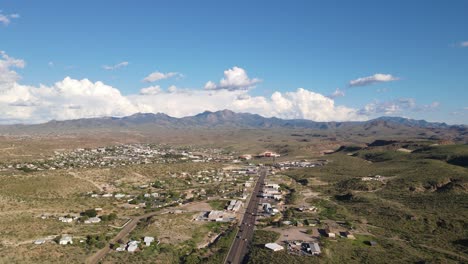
[0,110,466,140]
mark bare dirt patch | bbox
[263,226,318,243]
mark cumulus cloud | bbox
[204,66,261,91]
[102,61,129,70]
[143,71,181,82]
[0,53,138,123]
[0,12,19,26]
[0,51,368,124]
[349,73,399,87]
[328,88,345,98]
[139,85,161,95]
[233,88,365,121]
[0,51,25,84]
[362,98,440,115]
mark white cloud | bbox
[362,98,440,115]
[0,51,368,124]
[139,85,161,95]
[0,51,25,85]
[231,88,365,121]
[0,53,137,123]
[167,85,178,93]
[0,12,19,26]
[460,41,468,48]
[102,61,129,70]
[143,71,181,82]
[349,73,399,87]
[204,66,261,91]
[0,13,19,25]
[328,88,345,98]
[129,88,365,122]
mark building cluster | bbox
[361,175,384,181]
[226,200,243,212]
[1,144,237,172]
[196,210,236,222]
[285,241,321,256]
[115,236,158,252]
[274,160,327,170]
[260,183,282,200]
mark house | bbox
[115,246,125,252]
[127,240,139,252]
[259,151,280,158]
[144,236,155,246]
[324,227,336,238]
[59,216,73,223]
[227,200,243,212]
[263,203,273,214]
[303,242,321,255]
[84,217,101,224]
[232,200,243,212]
[59,235,73,245]
[239,154,252,160]
[265,243,284,251]
[34,239,46,245]
[265,183,280,190]
[207,210,224,221]
[341,231,356,240]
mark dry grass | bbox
[0,243,90,264]
[137,213,205,244]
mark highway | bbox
[225,167,267,264]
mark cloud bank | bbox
[362,98,440,115]
[0,51,371,124]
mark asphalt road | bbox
[225,168,267,264]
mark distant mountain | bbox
[372,116,450,129]
[0,110,465,138]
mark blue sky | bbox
[0,0,467,124]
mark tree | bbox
[82,209,97,217]
[184,254,201,264]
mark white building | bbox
[127,240,139,252]
[265,243,284,251]
[59,235,73,245]
[114,193,126,199]
[84,217,101,224]
[34,239,46,245]
[144,236,155,246]
[59,217,73,223]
